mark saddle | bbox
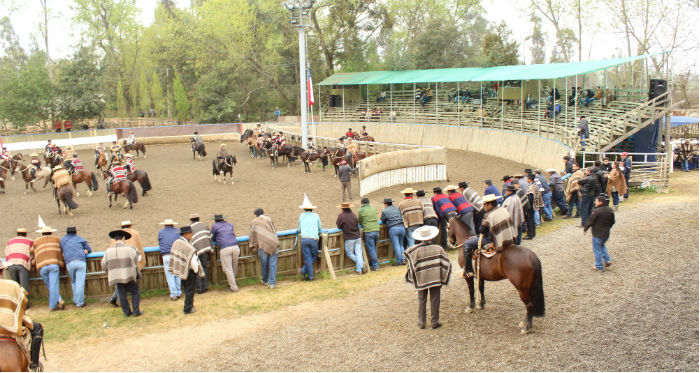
[473,243,498,259]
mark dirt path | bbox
[44,181,699,371]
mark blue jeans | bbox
[363,231,379,270]
[405,225,420,249]
[541,192,553,219]
[623,171,630,198]
[301,238,319,280]
[66,260,87,307]
[39,264,63,310]
[258,249,278,286]
[515,225,523,245]
[611,191,619,206]
[344,238,364,273]
[162,255,182,298]
[580,196,594,226]
[388,225,406,264]
[534,210,541,225]
[592,236,611,270]
[681,159,689,172]
[552,190,567,215]
[567,194,579,217]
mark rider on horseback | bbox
[127,131,136,145]
[69,154,84,175]
[29,154,41,179]
[123,154,135,174]
[95,143,106,166]
[0,263,44,372]
[109,140,121,160]
[107,160,127,197]
[1,147,9,160]
[193,131,203,145]
[462,194,517,277]
[216,144,228,170]
[52,164,71,190]
[307,137,315,151]
[359,126,368,138]
[346,138,358,166]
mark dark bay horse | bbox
[55,184,79,216]
[353,134,375,142]
[96,152,108,171]
[286,146,305,167]
[264,141,279,167]
[300,149,328,173]
[71,170,99,197]
[352,151,366,169]
[123,142,147,158]
[329,147,346,176]
[212,155,237,184]
[447,217,545,334]
[190,137,207,160]
[127,170,152,196]
[44,153,63,169]
[0,337,29,372]
[240,129,254,143]
[1,159,12,193]
[102,171,138,209]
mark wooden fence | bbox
[581,151,670,191]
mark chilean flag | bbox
[307,69,314,106]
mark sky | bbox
[2,0,697,72]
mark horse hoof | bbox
[518,321,526,328]
[11,177,15,181]
[520,328,531,335]
[465,307,474,314]
[476,304,483,310]
[69,212,73,217]
[88,192,93,198]
[123,202,129,209]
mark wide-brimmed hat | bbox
[52,165,63,170]
[299,193,317,209]
[29,153,38,157]
[36,226,56,233]
[66,226,77,234]
[505,185,517,192]
[502,176,511,182]
[400,187,416,194]
[444,185,458,191]
[120,220,133,227]
[180,226,192,234]
[411,225,439,241]
[483,194,499,203]
[108,229,131,240]
[416,190,426,197]
[159,219,178,226]
[458,181,468,189]
[547,168,558,174]
[432,187,442,193]
[189,213,200,220]
[524,168,533,173]
[383,198,394,204]
[336,202,352,209]
[212,214,227,221]
[16,228,28,234]
[221,143,226,147]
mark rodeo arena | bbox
[0,51,698,372]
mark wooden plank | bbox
[320,233,337,280]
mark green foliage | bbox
[138,70,150,112]
[173,67,190,121]
[526,13,546,64]
[116,80,126,115]
[53,47,105,121]
[0,51,52,128]
[481,22,520,66]
[150,72,165,116]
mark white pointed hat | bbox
[298,193,317,209]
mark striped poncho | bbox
[168,237,205,280]
[190,221,213,255]
[462,187,484,212]
[5,236,33,270]
[101,243,139,286]
[482,206,517,251]
[404,243,452,291]
[248,215,279,256]
[0,279,32,337]
[32,235,64,270]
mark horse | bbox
[15,163,52,194]
[0,158,14,193]
[190,137,207,160]
[109,152,124,166]
[55,184,79,216]
[352,151,366,169]
[447,216,545,334]
[127,170,152,196]
[123,142,147,158]
[102,170,138,209]
[353,134,375,142]
[264,141,279,167]
[212,155,237,184]
[0,337,29,372]
[44,153,63,169]
[96,151,108,171]
[286,146,305,167]
[300,149,328,173]
[240,129,254,143]
[71,170,99,197]
[329,147,347,177]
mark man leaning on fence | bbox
[298,194,322,281]
[102,229,142,317]
[169,226,206,315]
[336,202,366,275]
[358,198,380,271]
[249,208,279,289]
[158,219,182,300]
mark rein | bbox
[446,216,468,250]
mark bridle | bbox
[446,215,467,250]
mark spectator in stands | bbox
[584,195,615,271]
[358,198,380,271]
[389,109,397,122]
[381,198,406,265]
[376,91,386,102]
[298,194,322,281]
[547,168,567,216]
[249,208,279,288]
[462,88,471,103]
[525,94,535,109]
[420,88,433,107]
[578,116,589,148]
[448,88,457,103]
[621,152,632,199]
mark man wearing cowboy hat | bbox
[404,225,451,329]
[127,130,136,145]
[211,214,241,292]
[158,219,182,300]
[620,151,631,199]
[547,168,568,216]
[51,163,72,192]
[216,144,229,170]
[109,221,144,306]
[60,227,92,308]
[462,194,517,277]
[189,213,213,294]
[192,131,203,145]
[431,186,457,248]
[679,140,693,172]
[501,185,525,245]
[298,195,322,281]
[123,153,135,174]
[32,226,65,311]
[106,159,127,197]
[338,159,356,202]
[336,202,365,275]
[102,229,142,317]
[68,152,84,175]
[29,153,42,178]
[169,226,206,314]
[358,198,380,271]
[381,198,406,265]
[501,175,513,196]
[398,188,424,249]
[446,185,476,236]
[4,228,34,300]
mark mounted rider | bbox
[1,146,9,160]
[306,137,315,151]
[109,140,122,162]
[345,137,358,166]
[123,153,135,174]
[95,143,106,166]
[69,153,84,175]
[29,153,42,179]
[216,144,228,170]
[127,131,136,146]
[0,262,45,372]
[107,160,127,196]
[193,131,203,145]
[359,126,368,138]
[52,164,71,190]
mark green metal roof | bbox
[318,52,668,86]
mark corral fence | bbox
[581,151,669,190]
[270,126,447,197]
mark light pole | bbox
[283,0,315,149]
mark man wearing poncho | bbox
[168,226,206,315]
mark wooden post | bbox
[296,232,302,275]
[457,81,461,126]
[413,83,416,123]
[320,233,336,280]
[479,82,483,128]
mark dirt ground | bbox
[0,142,527,249]
[38,172,699,371]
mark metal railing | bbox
[581,151,669,191]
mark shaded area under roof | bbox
[318,52,669,86]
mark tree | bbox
[138,70,150,112]
[549,28,576,63]
[530,0,575,62]
[173,67,189,121]
[481,22,520,66]
[526,12,546,64]
[54,47,105,122]
[150,71,164,116]
[0,51,53,129]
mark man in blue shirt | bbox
[381,198,406,265]
[298,194,322,281]
[60,226,92,307]
[483,180,502,204]
[158,219,182,300]
[210,214,240,292]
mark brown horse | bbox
[190,137,207,160]
[96,152,108,171]
[44,152,63,169]
[352,151,366,169]
[0,159,12,193]
[212,155,237,184]
[55,184,79,216]
[123,142,147,158]
[15,163,52,194]
[447,217,545,334]
[127,169,152,196]
[0,337,29,372]
[102,171,138,209]
[353,134,375,142]
[71,170,99,197]
[329,147,346,176]
[300,149,328,173]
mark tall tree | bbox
[138,70,150,112]
[150,71,164,116]
[481,22,520,66]
[173,67,189,121]
[530,0,575,62]
[54,47,105,122]
[39,0,53,81]
[526,12,546,64]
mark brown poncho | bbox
[249,215,279,256]
[404,243,452,291]
[0,279,32,337]
[169,237,205,280]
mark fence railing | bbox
[581,151,669,190]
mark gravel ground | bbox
[43,195,697,371]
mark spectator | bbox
[4,228,33,302]
[577,167,601,227]
[578,116,589,148]
[600,157,613,172]
[158,219,182,300]
[60,226,92,308]
[561,155,575,180]
[447,185,475,234]
[102,229,141,317]
[398,188,424,249]
[210,214,240,292]
[381,198,406,265]
[274,107,281,121]
[620,152,632,199]
[338,160,356,202]
[525,94,535,109]
[358,198,380,271]
[605,161,627,211]
[389,109,397,122]
[583,196,615,271]
[459,181,484,230]
[524,174,542,240]
[336,202,365,275]
[501,175,513,197]
[483,180,502,204]
[547,168,567,216]
[501,185,525,244]
[249,208,280,288]
[189,213,213,294]
[32,226,65,311]
[431,187,458,247]
[534,170,553,221]
[680,140,693,172]
[416,189,439,229]
[565,163,584,219]
[168,226,205,315]
[109,221,144,307]
[298,194,322,281]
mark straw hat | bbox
[159,218,178,226]
[221,143,226,147]
[29,153,38,157]
[299,193,317,209]
[400,187,416,194]
[36,226,56,233]
[483,194,499,203]
[16,228,28,234]
[336,202,352,209]
[189,213,200,220]
[52,165,63,170]
[120,220,133,227]
[444,185,459,191]
[411,225,439,241]
[547,168,558,174]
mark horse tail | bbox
[528,252,545,317]
[212,160,218,175]
[128,180,138,204]
[140,171,152,192]
[90,172,99,191]
[140,143,146,155]
[201,146,207,157]
[61,187,79,209]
